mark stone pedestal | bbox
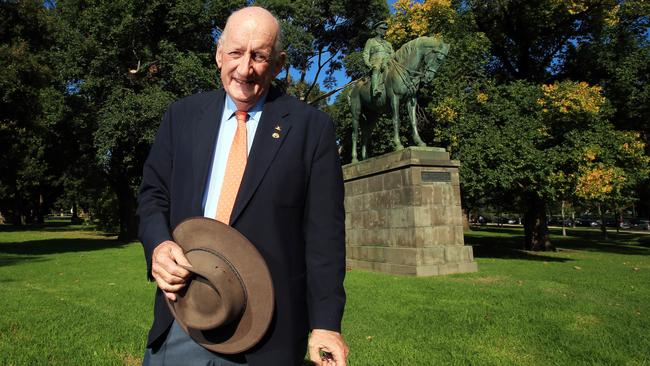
[343,147,477,276]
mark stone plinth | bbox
[343,147,477,276]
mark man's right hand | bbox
[151,240,192,301]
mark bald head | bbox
[215,6,286,111]
[220,7,283,58]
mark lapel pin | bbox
[275,125,282,131]
[272,132,280,139]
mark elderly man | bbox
[362,20,394,98]
[138,6,348,366]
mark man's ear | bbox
[272,51,286,77]
[215,44,223,69]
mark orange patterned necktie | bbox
[216,111,248,224]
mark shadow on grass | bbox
[0,238,129,267]
[465,229,571,262]
[465,226,650,260]
[551,229,650,256]
[0,222,107,233]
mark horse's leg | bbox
[390,94,404,150]
[408,97,427,147]
[351,113,359,163]
[350,92,360,163]
[360,111,372,160]
[361,132,368,160]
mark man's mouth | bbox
[234,77,254,85]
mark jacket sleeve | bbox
[304,116,346,332]
[137,105,175,280]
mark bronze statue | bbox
[363,21,395,98]
[348,36,450,163]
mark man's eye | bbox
[252,53,269,63]
[228,51,243,58]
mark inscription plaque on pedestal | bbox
[343,147,478,276]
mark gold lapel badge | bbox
[272,124,281,139]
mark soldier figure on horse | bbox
[363,21,395,98]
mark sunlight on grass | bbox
[1,224,649,365]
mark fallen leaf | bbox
[573,266,582,270]
[366,336,373,341]
[633,267,640,272]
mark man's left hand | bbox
[308,329,349,366]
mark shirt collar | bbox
[224,93,266,123]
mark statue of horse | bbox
[348,36,450,162]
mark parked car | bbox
[631,219,650,230]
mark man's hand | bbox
[308,329,349,366]
[151,240,192,301]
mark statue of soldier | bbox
[363,20,395,98]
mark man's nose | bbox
[236,51,254,76]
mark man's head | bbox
[372,20,388,38]
[216,7,286,111]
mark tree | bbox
[50,0,244,239]
[470,0,620,82]
[572,131,649,238]
[562,0,650,216]
[0,1,56,224]
[259,0,389,101]
[457,80,648,249]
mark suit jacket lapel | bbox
[230,89,292,225]
[191,89,226,213]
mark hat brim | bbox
[166,217,274,354]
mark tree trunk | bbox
[115,184,138,241]
[35,192,45,224]
[13,197,24,226]
[523,195,555,251]
[562,200,566,236]
[71,200,82,224]
[598,204,608,240]
[462,208,470,230]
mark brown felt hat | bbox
[167,217,274,354]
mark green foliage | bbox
[469,0,620,82]
[562,0,650,171]
[48,0,244,238]
[259,0,389,100]
[0,1,56,224]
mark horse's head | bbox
[421,37,450,81]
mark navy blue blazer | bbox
[137,88,346,365]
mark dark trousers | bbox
[143,321,248,366]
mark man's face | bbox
[216,12,285,111]
[376,25,387,38]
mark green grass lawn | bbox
[1,224,649,365]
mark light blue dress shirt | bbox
[202,94,265,219]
